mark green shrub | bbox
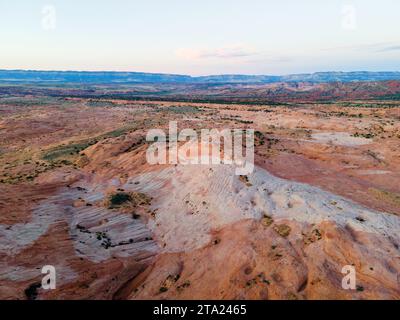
[109,192,132,207]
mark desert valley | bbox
[0,72,399,300]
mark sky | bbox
[0,0,399,75]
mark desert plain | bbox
[0,82,399,300]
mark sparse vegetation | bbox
[273,224,291,238]
[368,188,400,208]
[176,280,191,293]
[167,105,201,113]
[303,229,322,245]
[108,192,132,207]
[261,214,274,227]
[239,175,252,187]
[105,191,152,210]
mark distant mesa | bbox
[1,70,400,84]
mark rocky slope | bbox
[1,149,399,299]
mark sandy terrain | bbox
[0,96,399,299]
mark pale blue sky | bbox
[0,0,399,75]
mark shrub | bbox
[109,192,132,207]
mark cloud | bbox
[246,56,293,64]
[378,45,400,52]
[323,42,400,53]
[175,44,258,60]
